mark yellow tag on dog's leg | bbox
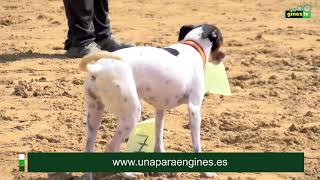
[204,62,231,96]
[125,118,155,152]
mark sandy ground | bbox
[0,0,320,179]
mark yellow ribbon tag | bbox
[205,62,231,96]
[125,118,155,152]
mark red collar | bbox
[183,40,206,64]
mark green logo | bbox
[285,4,312,18]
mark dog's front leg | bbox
[188,92,217,178]
[154,110,165,152]
[187,102,202,153]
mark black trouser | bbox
[63,0,111,50]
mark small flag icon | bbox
[19,154,25,172]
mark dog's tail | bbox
[79,51,122,72]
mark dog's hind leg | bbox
[104,90,143,179]
[84,88,105,180]
[85,90,105,152]
[105,109,141,152]
[103,80,142,152]
[106,113,144,179]
[87,61,143,179]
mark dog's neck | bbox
[183,40,206,64]
[183,29,213,65]
[182,38,212,65]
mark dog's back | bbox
[82,46,203,109]
[113,46,204,109]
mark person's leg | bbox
[93,0,111,41]
[63,0,73,50]
[93,0,133,51]
[63,0,100,57]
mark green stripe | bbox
[28,152,304,172]
[19,160,25,166]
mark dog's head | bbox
[178,24,225,64]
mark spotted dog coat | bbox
[81,24,224,179]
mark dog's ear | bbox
[209,31,218,42]
[178,25,195,41]
[201,24,218,42]
[201,24,223,51]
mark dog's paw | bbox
[200,172,218,178]
[120,172,143,179]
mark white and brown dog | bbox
[80,24,225,179]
